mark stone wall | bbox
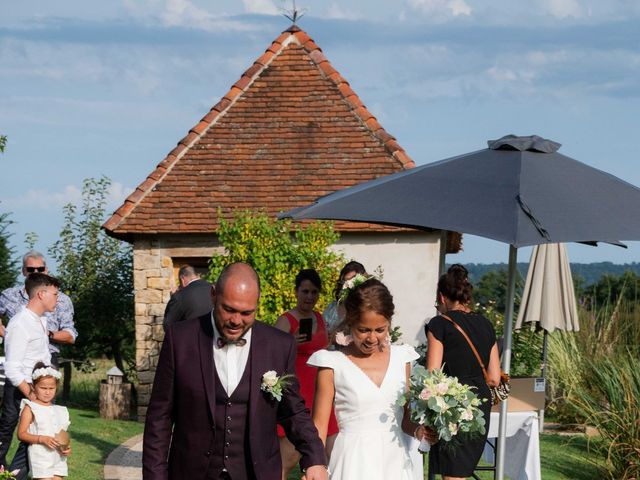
[133,235,221,420]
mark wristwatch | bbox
[48,331,54,340]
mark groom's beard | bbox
[214,314,254,342]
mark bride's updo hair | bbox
[437,264,473,305]
[344,278,394,326]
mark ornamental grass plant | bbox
[547,290,640,479]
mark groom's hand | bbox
[301,465,329,480]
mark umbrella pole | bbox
[496,245,518,480]
[539,330,549,432]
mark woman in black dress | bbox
[425,264,502,480]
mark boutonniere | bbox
[261,370,293,402]
[0,465,19,480]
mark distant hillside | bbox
[461,262,640,286]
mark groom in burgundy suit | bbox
[142,262,328,480]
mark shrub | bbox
[475,301,543,377]
[208,211,345,325]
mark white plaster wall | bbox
[329,231,441,346]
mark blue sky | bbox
[2,0,640,268]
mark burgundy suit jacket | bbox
[142,315,326,480]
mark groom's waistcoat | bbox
[211,350,255,480]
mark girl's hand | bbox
[59,445,72,456]
[38,435,60,450]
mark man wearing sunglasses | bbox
[0,250,77,367]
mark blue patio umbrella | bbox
[280,134,640,479]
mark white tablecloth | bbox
[483,411,541,480]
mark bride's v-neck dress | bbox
[308,344,423,480]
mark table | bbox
[483,411,541,480]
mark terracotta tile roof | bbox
[103,25,419,241]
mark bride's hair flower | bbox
[261,371,293,402]
[334,331,353,346]
[338,273,375,303]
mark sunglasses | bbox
[26,266,46,273]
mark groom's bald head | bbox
[215,262,260,297]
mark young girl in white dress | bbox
[17,363,71,480]
[308,278,424,480]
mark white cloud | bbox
[540,0,584,19]
[326,3,361,20]
[2,183,133,211]
[242,0,279,15]
[120,0,257,31]
[106,182,136,210]
[407,0,472,17]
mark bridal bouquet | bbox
[399,365,486,451]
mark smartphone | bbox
[298,317,313,342]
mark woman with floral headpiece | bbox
[309,278,423,479]
[322,261,367,335]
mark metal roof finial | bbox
[282,0,306,24]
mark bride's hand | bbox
[414,425,438,445]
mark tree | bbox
[474,269,524,312]
[208,211,345,325]
[49,177,134,373]
[0,209,18,291]
[0,136,18,290]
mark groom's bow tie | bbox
[216,336,247,348]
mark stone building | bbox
[103,25,459,420]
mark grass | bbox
[286,433,603,480]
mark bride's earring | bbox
[379,335,391,351]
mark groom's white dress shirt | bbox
[212,315,252,396]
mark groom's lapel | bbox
[249,322,267,426]
[198,314,216,422]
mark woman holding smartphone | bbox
[275,268,338,480]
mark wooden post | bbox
[99,381,132,420]
[61,360,71,402]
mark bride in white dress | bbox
[308,278,423,480]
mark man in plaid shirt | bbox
[0,250,77,367]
